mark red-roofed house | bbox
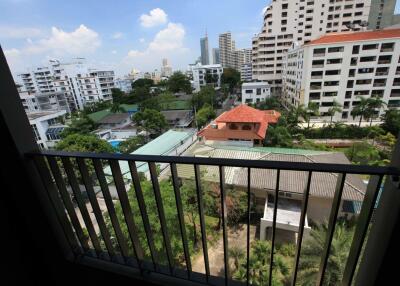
[198,105,281,146]
[282,28,400,123]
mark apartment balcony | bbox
[2,48,400,286]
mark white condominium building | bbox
[190,63,223,92]
[18,59,115,111]
[219,32,236,69]
[20,90,70,113]
[282,29,400,122]
[252,0,373,93]
[241,82,271,104]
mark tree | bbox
[287,104,307,129]
[126,86,151,104]
[381,109,400,137]
[351,96,370,127]
[345,142,381,165]
[133,109,168,136]
[110,102,125,113]
[366,97,386,125]
[167,71,192,94]
[55,134,113,153]
[229,246,245,271]
[265,125,293,147]
[82,101,112,115]
[256,97,282,111]
[327,100,342,124]
[305,102,320,128]
[61,115,97,138]
[111,88,126,104]
[191,86,216,110]
[117,135,147,153]
[221,68,241,93]
[298,223,354,286]
[195,103,215,128]
[131,78,154,89]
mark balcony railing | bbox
[26,150,400,286]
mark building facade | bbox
[200,34,210,65]
[161,58,173,77]
[20,90,70,113]
[368,0,400,30]
[219,32,236,69]
[115,77,133,93]
[252,0,374,93]
[241,82,271,104]
[190,63,223,92]
[212,48,220,64]
[241,63,253,82]
[282,29,400,122]
[18,59,115,111]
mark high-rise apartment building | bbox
[161,58,173,77]
[368,0,400,30]
[282,29,400,122]
[252,0,373,93]
[219,32,236,69]
[200,33,210,65]
[212,48,220,64]
[18,59,115,111]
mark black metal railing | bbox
[27,150,400,286]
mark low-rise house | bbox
[241,82,271,104]
[198,104,280,147]
[177,144,366,242]
[161,110,194,128]
[97,113,132,129]
[28,110,67,149]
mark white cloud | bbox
[0,26,43,39]
[25,24,100,55]
[112,32,124,39]
[148,23,186,52]
[139,8,168,28]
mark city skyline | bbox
[0,0,270,78]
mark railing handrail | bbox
[27,150,400,176]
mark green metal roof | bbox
[104,129,195,180]
[88,109,111,122]
[120,104,139,112]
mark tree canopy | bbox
[61,115,97,138]
[166,71,192,94]
[133,109,168,136]
[117,135,147,154]
[381,109,400,137]
[221,68,241,92]
[131,78,154,89]
[195,103,216,129]
[191,86,216,110]
[55,134,113,153]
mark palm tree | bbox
[288,104,307,128]
[297,222,354,286]
[327,100,342,124]
[366,97,387,126]
[229,246,245,272]
[306,102,320,128]
[351,96,369,127]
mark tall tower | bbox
[200,31,210,65]
[219,32,235,68]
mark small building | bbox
[28,110,67,149]
[240,63,253,82]
[97,113,132,129]
[198,104,280,147]
[161,110,194,128]
[241,82,271,104]
[190,63,223,92]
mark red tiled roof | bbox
[306,28,400,46]
[216,104,280,123]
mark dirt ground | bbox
[192,224,257,276]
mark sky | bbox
[0,0,270,78]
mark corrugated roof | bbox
[98,113,130,124]
[177,145,366,202]
[306,28,400,46]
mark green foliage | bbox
[127,86,151,104]
[166,71,192,94]
[133,109,168,136]
[297,222,354,286]
[265,125,293,147]
[55,134,113,153]
[299,124,385,140]
[131,78,154,89]
[191,86,216,110]
[327,100,342,123]
[351,96,387,126]
[110,102,125,113]
[195,103,216,128]
[117,135,147,154]
[255,97,282,111]
[381,109,400,137]
[221,68,240,92]
[345,142,381,165]
[61,115,97,138]
[111,88,126,104]
[82,101,112,115]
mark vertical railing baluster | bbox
[269,169,281,286]
[194,164,210,282]
[170,163,192,278]
[341,175,383,285]
[92,159,130,262]
[246,167,251,286]
[219,166,230,285]
[61,157,102,257]
[316,173,346,286]
[291,171,313,286]
[33,155,81,255]
[47,156,89,253]
[148,162,174,274]
[76,158,115,260]
[108,159,144,268]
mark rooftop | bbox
[98,113,130,124]
[87,104,138,123]
[216,105,280,124]
[306,28,400,46]
[27,110,66,121]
